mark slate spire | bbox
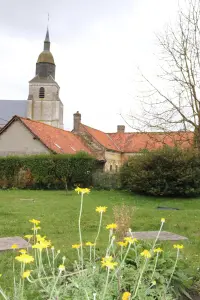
[44,27,50,51]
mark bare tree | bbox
[127,0,200,150]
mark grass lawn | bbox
[0,189,199,294]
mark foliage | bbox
[120,147,200,197]
[0,152,95,189]
[0,189,192,300]
[113,204,135,239]
[92,171,121,190]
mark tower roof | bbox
[37,28,55,65]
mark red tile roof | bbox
[108,132,194,152]
[80,124,121,152]
[17,117,93,155]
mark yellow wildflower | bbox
[29,219,40,226]
[124,237,138,244]
[173,244,184,249]
[106,223,117,230]
[19,249,27,254]
[31,226,41,231]
[140,250,151,258]
[117,241,128,247]
[96,206,107,213]
[11,244,18,249]
[36,235,46,242]
[101,256,118,270]
[24,235,33,240]
[72,244,81,249]
[152,280,156,286]
[153,248,163,253]
[58,264,65,271]
[85,242,95,246]
[22,270,31,278]
[32,240,51,251]
[75,187,90,194]
[15,254,34,264]
[161,218,165,223]
[122,292,131,300]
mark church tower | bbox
[27,28,64,129]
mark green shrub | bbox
[92,171,121,190]
[120,147,200,197]
[0,152,95,189]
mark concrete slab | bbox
[0,237,30,251]
[128,231,188,241]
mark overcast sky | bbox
[0,0,180,131]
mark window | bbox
[39,87,45,98]
[115,165,118,172]
[110,165,113,172]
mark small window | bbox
[110,165,113,172]
[39,87,45,98]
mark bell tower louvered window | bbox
[39,87,45,98]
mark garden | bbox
[0,189,199,299]
[0,148,200,299]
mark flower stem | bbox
[79,192,84,270]
[133,258,148,299]
[93,212,103,261]
[102,268,110,300]
[49,271,61,299]
[151,252,159,280]
[152,222,164,252]
[111,243,131,281]
[166,249,180,292]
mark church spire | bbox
[44,28,50,51]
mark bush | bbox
[120,147,200,197]
[92,171,121,190]
[0,152,95,189]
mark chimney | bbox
[117,125,125,133]
[73,111,81,132]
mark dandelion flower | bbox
[140,250,151,258]
[173,244,184,249]
[15,254,34,264]
[161,218,165,223]
[22,270,31,279]
[152,280,156,286]
[85,242,95,246]
[96,206,107,213]
[29,219,40,226]
[11,244,18,249]
[117,241,128,247]
[122,292,131,300]
[75,187,90,194]
[19,249,27,254]
[101,256,118,270]
[106,223,117,230]
[72,244,81,249]
[58,264,65,272]
[124,237,138,244]
[153,248,163,253]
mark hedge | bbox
[120,147,200,197]
[0,152,95,189]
